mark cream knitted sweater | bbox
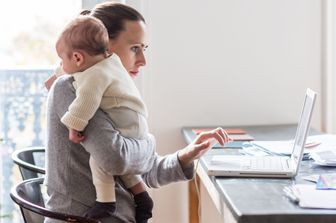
[61,54,147,133]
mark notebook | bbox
[203,88,316,178]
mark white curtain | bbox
[322,0,336,133]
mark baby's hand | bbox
[44,75,57,91]
[54,65,66,77]
[44,65,67,91]
[69,129,85,144]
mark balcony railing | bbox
[0,68,51,223]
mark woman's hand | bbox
[178,127,231,169]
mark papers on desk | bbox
[308,134,336,149]
[316,174,336,190]
[310,150,336,166]
[250,140,311,159]
[307,134,336,166]
[284,174,336,209]
[252,139,319,156]
[192,128,254,142]
[252,134,336,162]
[252,140,300,155]
[293,184,336,209]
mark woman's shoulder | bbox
[50,75,76,98]
[54,75,74,89]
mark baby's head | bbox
[56,16,109,74]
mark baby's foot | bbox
[134,192,153,223]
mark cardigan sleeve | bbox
[61,71,111,131]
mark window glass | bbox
[0,0,82,68]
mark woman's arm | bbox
[52,76,155,175]
[142,128,229,188]
[141,152,194,188]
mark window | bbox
[0,0,82,67]
[0,1,82,222]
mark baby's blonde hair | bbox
[58,16,109,57]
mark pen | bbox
[304,141,321,149]
[283,186,300,204]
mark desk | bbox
[182,124,336,223]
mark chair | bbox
[12,146,46,180]
[10,177,101,223]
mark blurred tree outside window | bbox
[0,0,82,68]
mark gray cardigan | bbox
[44,76,194,222]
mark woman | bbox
[44,2,229,223]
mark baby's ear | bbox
[72,51,84,66]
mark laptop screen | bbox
[291,88,316,173]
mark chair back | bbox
[10,177,100,223]
[12,147,45,180]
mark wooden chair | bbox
[10,177,100,223]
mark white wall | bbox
[141,0,322,222]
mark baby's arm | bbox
[45,74,58,91]
[54,76,156,175]
[61,72,110,132]
[44,66,66,90]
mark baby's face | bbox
[56,39,79,74]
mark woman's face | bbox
[108,20,148,79]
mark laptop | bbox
[203,88,316,178]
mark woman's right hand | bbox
[178,127,231,169]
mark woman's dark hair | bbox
[87,2,145,40]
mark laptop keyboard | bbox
[248,157,286,170]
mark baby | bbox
[55,15,153,222]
